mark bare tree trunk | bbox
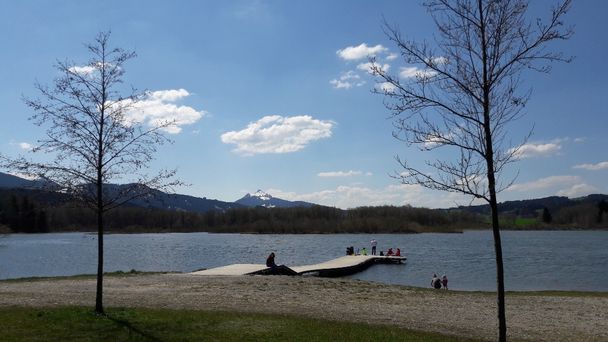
[490,197,506,341]
[95,195,104,314]
[95,110,104,314]
[478,0,506,339]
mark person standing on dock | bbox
[371,239,377,255]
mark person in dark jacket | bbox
[266,252,277,268]
[431,273,442,289]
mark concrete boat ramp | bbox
[190,255,406,278]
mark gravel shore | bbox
[1,274,606,341]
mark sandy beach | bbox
[1,273,606,341]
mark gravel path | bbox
[1,274,606,341]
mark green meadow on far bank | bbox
[0,306,479,342]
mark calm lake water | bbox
[0,230,606,291]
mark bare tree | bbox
[372,1,572,340]
[6,32,180,314]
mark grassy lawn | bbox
[514,217,538,227]
[0,306,478,341]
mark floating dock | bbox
[190,255,406,277]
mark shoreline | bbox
[2,227,607,236]
[1,273,606,341]
[2,271,608,295]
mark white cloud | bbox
[221,115,334,155]
[69,65,96,75]
[399,66,437,79]
[422,133,454,149]
[574,137,585,143]
[68,62,116,76]
[18,142,33,151]
[330,70,365,89]
[573,161,608,171]
[336,43,388,61]
[318,170,363,177]
[375,82,397,93]
[507,175,580,192]
[425,56,448,65]
[356,62,390,75]
[510,142,561,159]
[266,184,475,209]
[119,89,206,134]
[329,79,351,89]
[386,53,398,61]
[9,141,34,151]
[557,183,598,197]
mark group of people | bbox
[431,273,449,290]
[268,249,450,290]
[381,247,401,256]
[345,240,402,257]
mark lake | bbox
[0,230,606,291]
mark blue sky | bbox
[1,0,606,208]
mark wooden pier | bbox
[190,255,406,277]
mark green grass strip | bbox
[0,306,479,341]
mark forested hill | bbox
[0,188,606,234]
[0,177,606,233]
[458,194,608,217]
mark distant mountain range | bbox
[235,190,314,208]
[0,172,51,189]
[1,171,606,216]
[0,172,315,213]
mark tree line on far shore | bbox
[1,189,606,234]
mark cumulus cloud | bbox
[399,66,437,79]
[386,53,398,61]
[69,62,116,76]
[317,170,364,177]
[507,175,580,192]
[266,184,475,209]
[221,115,334,155]
[422,133,454,149]
[69,65,97,75]
[425,56,448,65]
[510,142,561,159]
[9,141,34,151]
[375,82,397,93]
[573,161,608,171]
[336,43,388,61]
[330,70,365,89]
[356,62,390,75]
[557,183,598,197]
[18,142,33,151]
[119,89,206,134]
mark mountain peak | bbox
[235,189,313,208]
[252,189,272,201]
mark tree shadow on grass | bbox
[104,314,163,341]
